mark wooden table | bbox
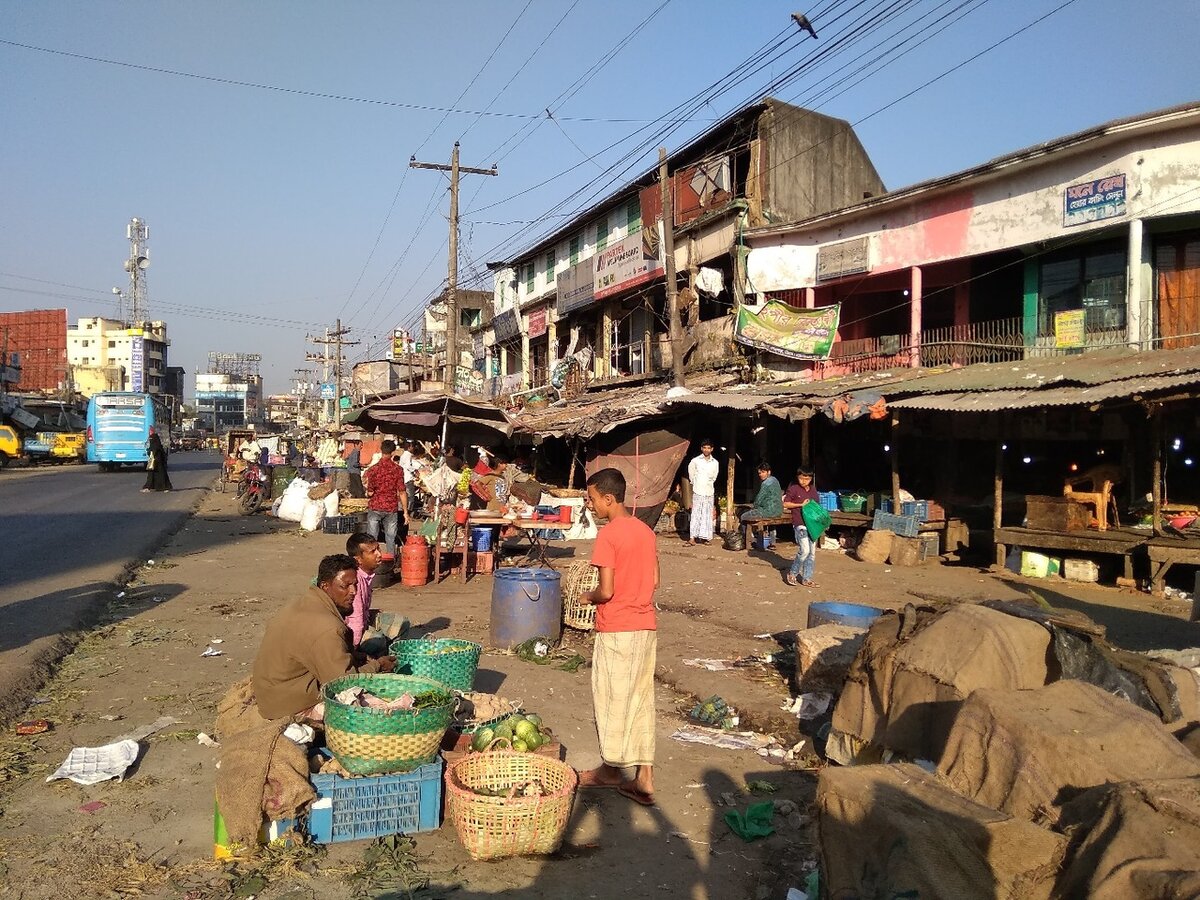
[993,526,1147,580]
[466,515,561,570]
[1146,537,1200,595]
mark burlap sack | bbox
[818,763,1066,900]
[854,528,891,563]
[938,680,1200,825]
[1055,777,1200,900]
[830,604,1051,762]
[215,678,315,846]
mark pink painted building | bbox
[745,102,1200,381]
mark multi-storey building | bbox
[479,98,885,397]
[0,309,68,391]
[195,371,263,430]
[66,317,170,397]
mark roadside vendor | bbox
[251,554,395,720]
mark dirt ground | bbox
[1,489,1198,899]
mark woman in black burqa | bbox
[142,431,173,492]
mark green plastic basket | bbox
[389,637,482,693]
[323,673,456,776]
[838,492,867,513]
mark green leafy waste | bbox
[512,638,585,673]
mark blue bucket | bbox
[807,601,883,630]
[469,526,494,552]
[490,567,562,650]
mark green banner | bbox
[735,300,840,361]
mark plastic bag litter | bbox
[47,740,140,785]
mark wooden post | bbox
[801,418,811,469]
[567,439,579,489]
[1152,407,1164,537]
[659,147,686,387]
[994,432,1005,567]
[890,413,901,508]
[725,419,738,534]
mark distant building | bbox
[265,394,302,427]
[0,309,68,391]
[66,317,170,397]
[164,366,186,404]
[195,371,263,430]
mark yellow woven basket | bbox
[445,752,578,860]
[561,559,599,631]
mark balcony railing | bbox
[813,316,1129,379]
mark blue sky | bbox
[1,0,1197,395]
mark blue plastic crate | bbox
[817,491,838,512]
[872,510,920,538]
[307,757,443,844]
[879,499,930,521]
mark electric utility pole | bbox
[308,321,359,426]
[410,143,497,393]
[659,147,685,387]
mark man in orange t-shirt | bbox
[578,467,659,806]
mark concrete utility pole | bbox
[659,147,685,387]
[410,144,497,393]
[308,322,359,426]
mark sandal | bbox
[801,580,818,588]
[784,573,800,587]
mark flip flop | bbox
[617,784,656,807]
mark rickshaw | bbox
[218,428,257,492]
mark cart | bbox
[218,429,257,493]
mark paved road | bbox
[0,450,221,720]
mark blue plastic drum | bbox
[807,601,883,630]
[490,567,562,649]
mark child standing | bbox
[579,467,659,806]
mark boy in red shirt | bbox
[579,467,659,806]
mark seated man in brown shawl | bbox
[252,553,395,719]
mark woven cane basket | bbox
[561,559,599,631]
[323,673,455,776]
[445,752,578,860]
[388,637,482,693]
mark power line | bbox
[0,36,710,124]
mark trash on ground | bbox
[115,716,179,743]
[747,779,778,794]
[209,638,224,644]
[79,801,107,814]
[670,724,775,752]
[47,740,140,785]
[200,646,223,657]
[690,695,740,729]
[782,692,833,720]
[196,732,220,748]
[724,800,776,841]
[99,714,123,722]
[15,720,51,736]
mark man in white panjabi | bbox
[685,439,719,545]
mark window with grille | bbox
[569,235,581,264]
[1038,244,1126,335]
[545,249,556,278]
[524,263,535,294]
[596,216,608,251]
[626,197,641,233]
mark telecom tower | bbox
[123,217,151,324]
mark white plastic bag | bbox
[300,499,325,531]
[323,489,339,518]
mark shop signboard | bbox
[129,336,145,392]
[455,365,484,397]
[734,300,841,361]
[527,307,548,339]
[594,231,663,300]
[1054,309,1085,348]
[492,308,520,343]
[391,330,411,359]
[1064,174,1126,227]
[556,256,595,316]
[319,382,337,400]
[817,236,870,281]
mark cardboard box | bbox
[1020,551,1062,578]
[1063,558,1100,582]
[1025,495,1091,531]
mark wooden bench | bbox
[994,526,1145,581]
[1146,538,1200,595]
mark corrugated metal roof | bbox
[891,372,1200,412]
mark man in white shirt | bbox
[686,439,719,545]
[396,440,419,516]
